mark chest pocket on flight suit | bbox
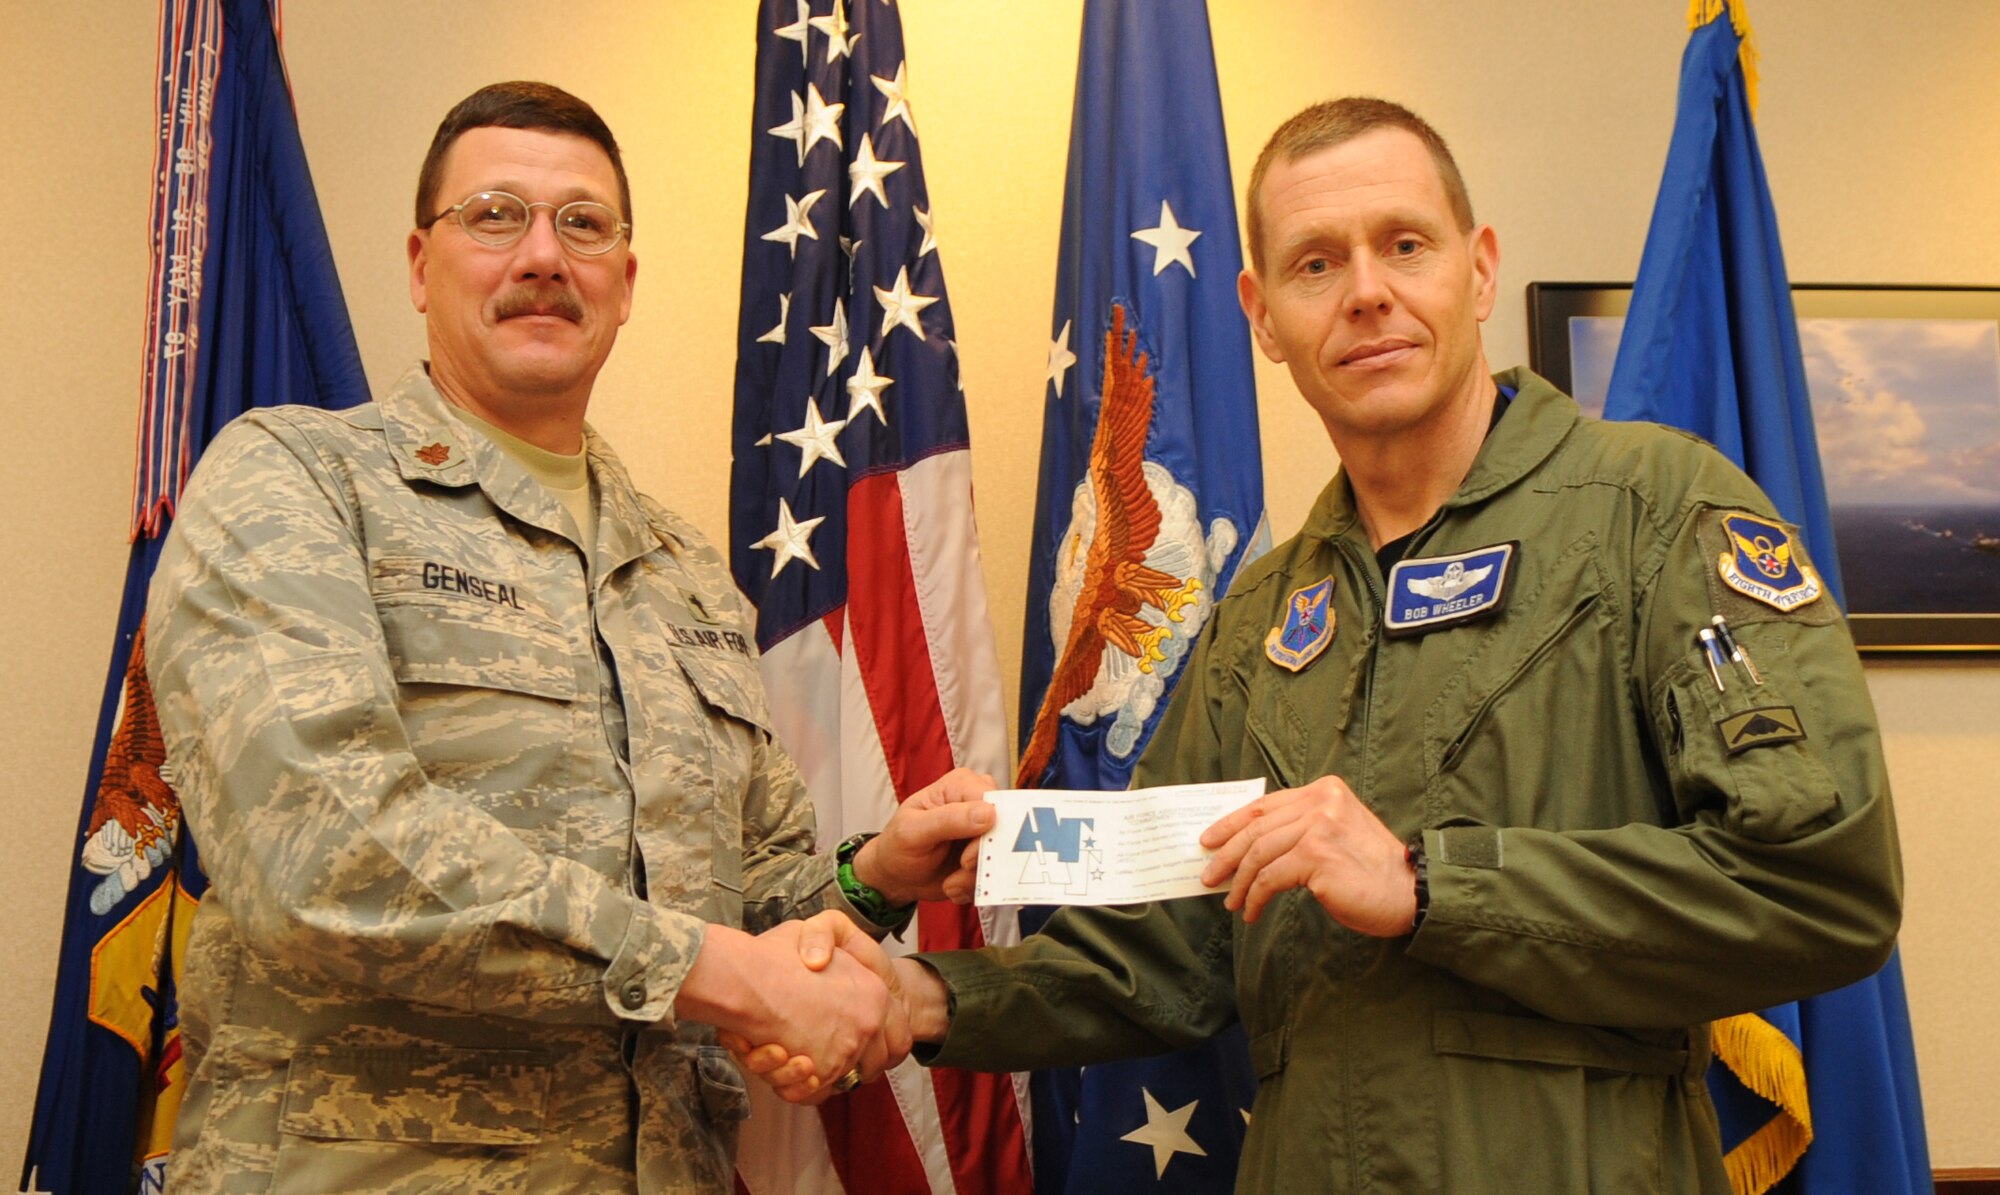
[669,648,776,925]
[1422,533,1617,830]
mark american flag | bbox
[727,3,1032,1193]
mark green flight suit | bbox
[922,369,1902,1193]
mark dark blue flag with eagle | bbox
[1013,1,1267,1190]
[22,3,365,1191]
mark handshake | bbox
[717,907,949,1104]
[674,767,991,1105]
[680,768,1416,1104]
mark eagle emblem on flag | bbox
[1017,305,1220,787]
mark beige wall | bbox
[4,1,1996,1178]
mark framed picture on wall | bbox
[1525,282,2000,653]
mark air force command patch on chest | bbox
[1265,576,1336,672]
[1717,513,1823,611]
[1384,542,1517,638]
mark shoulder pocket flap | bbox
[256,647,374,722]
[375,596,574,701]
[278,1046,551,1146]
[1433,1010,1687,1076]
[675,650,774,732]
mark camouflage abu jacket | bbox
[148,363,841,1193]
[923,368,1902,1193]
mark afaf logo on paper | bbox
[1011,807,1104,898]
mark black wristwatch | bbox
[1405,833,1431,934]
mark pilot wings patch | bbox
[1384,542,1517,637]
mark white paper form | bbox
[973,778,1266,908]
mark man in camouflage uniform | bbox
[772,98,1904,1193]
[147,81,989,1193]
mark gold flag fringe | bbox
[1688,0,1762,115]
[1710,1012,1814,1195]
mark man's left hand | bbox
[852,767,998,906]
[1198,776,1417,936]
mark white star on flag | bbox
[1047,319,1078,398]
[767,91,807,166]
[809,299,850,375]
[874,265,938,341]
[776,396,849,477]
[773,0,811,66]
[914,205,937,258]
[758,293,790,345]
[848,134,905,208]
[846,345,892,423]
[808,2,858,62]
[872,60,916,133]
[1120,1088,1208,1180]
[753,497,826,578]
[1131,199,1201,276]
[761,189,825,257]
[802,83,845,159]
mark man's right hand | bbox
[675,919,912,1105]
[722,913,953,1098]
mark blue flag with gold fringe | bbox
[1602,4,1930,1193]
[1013,0,1268,1190]
[21,3,365,1191]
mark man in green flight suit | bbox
[752,97,1904,1193]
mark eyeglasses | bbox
[423,190,630,256]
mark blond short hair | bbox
[1245,97,1474,270]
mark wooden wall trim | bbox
[1937,1167,2000,1193]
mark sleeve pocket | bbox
[1659,640,1839,843]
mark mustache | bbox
[492,287,584,322]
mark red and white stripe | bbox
[737,449,1033,1195]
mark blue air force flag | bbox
[1013,2,1267,1192]
[1604,5,1929,1193]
